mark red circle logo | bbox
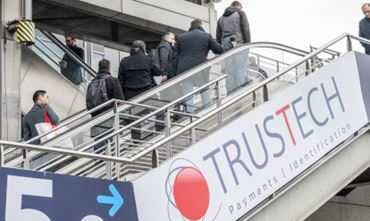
[173,167,210,220]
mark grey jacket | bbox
[216,6,251,44]
[23,104,59,143]
[359,17,370,54]
[157,40,173,77]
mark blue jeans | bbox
[225,48,249,94]
[181,69,213,114]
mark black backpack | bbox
[86,75,112,110]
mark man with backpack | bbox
[86,59,124,153]
[217,0,251,94]
[86,59,124,117]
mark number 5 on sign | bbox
[5,175,53,221]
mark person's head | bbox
[163,32,176,46]
[362,3,370,18]
[98,59,111,73]
[190,19,203,28]
[33,90,49,104]
[65,36,76,47]
[132,40,146,54]
[231,1,243,9]
[248,56,257,66]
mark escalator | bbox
[21,29,96,119]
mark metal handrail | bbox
[0,140,130,164]
[44,75,227,157]
[124,33,368,162]
[26,42,310,144]
[5,74,226,169]
[34,36,63,64]
[26,43,310,170]
[309,45,341,57]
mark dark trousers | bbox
[123,85,152,100]
[123,85,152,141]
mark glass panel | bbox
[31,29,96,92]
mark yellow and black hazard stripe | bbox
[16,20,35,46]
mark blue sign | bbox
[0,167,138,221]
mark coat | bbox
[118,49,162,89]
[23,104,59,143]
[216,6,251,44]
[157,40,174,77]
[359,17,370,54]
[61,45,84,85]
[172,26,233,76]
[88,71,125,117]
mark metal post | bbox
[190,116,196,145]
[23,0,32,20]
[151,149,159,168]
[23,153,30,169]
[346,36,353,52]
[252,91,256,108]
[164,109,172,159]
[0,144,4,167]
[263,85,269,102]
[105,140,112,180]
[215,81,223,126]
[295,67,299,83]
[113,101,121,178]
[305,60,312,76]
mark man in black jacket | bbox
[119,40,162,140]
[119,40,162,100]
[172,19,235,113]
[23,90,59,144]
[359,3,370,55]
[87,59,124,153]
[87,59,124,117]
[217,1,251,94]
[157,32,176,81]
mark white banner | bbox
[133,52,369,221]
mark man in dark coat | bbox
[87,59,125,117]
[60,36,84,86]
[157,32,176,81]
[217,0,251,94]
[172,19,235,113]
[359,3,370,55]
[23,90,59,144]
[119,40,162,140]
[87,59,124,152]
[118,40,162,100]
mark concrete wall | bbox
[306,186,370,221]
[43,0,216,34]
